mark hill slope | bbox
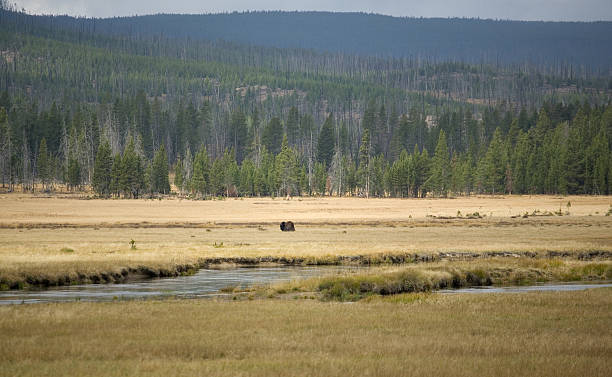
[9,11,612,69]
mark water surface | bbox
[0,266,362,305]
[2,267,610,305]
[440,281,612,294]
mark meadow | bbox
[1,193,611,376]
[0,194,611,288]
[0,289,610,376]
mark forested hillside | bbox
[0,5,611,197]
[3,9,612,68]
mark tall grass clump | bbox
[312,261,612,301]
[317,268,493,301]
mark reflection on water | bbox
[1,267,610,305]
[440,282,612,294]
[0,266,362,305]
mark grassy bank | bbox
[1,289,611,376]
[2,252,611,290]
[262,259,612,301]
[1,222,610,289]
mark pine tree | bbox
[565,126,585,194]
[411,146,430,198]
[460,154,474,195]
[120,137,145,198]
[229,110,248,163]
[388,152,404,197]
[518,108,530,131]
[66,153,80,190]
[275,135,299,196]
[297,165,308,195]
[399,149,412,197]
[344,159,358,195]
[199,100,212,147]
[424,130,450,197]
[92,139,113,196]
[374,104,387,155]
[362,100,377,139]
[591,128,609,195]
[239,159,256,196]
[525,150,539,193]
[389,115,409,161]
[226,153,240,197]
[370,154,387,197]
[210,149,238,197]
[253,147,271,196]
[191,146,210,197]
[262,117,283,155]
[317,114,335,168]
[143,164,153,195]
[511,131,530,194]
[110,153,122,197]
[545,124,568,194]
[151,145,170,194]
[313,162,327,195]
[286,106,299,147]
[481,128,506,194]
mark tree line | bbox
[2,93,610,197]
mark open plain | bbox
[0,194,611,287]
[1,194,611,376]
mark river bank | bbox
[2,252,611,290]
[2,195,610,290]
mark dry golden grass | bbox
[0,193,610,225]
[0,194,611,287]
[1,194,611,375]
[1,221,611,287]
[0,289,610,376]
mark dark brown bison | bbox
[280,221,295,231]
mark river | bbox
[1,266,610,305]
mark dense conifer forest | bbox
[0,4,611,197]
[4,9,612,68]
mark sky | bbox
[9,0,612,21]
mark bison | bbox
[280,221,295,232]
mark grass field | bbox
[1,194,611,288]
[1,289,610,376]
[1,194,611,376]
[1,193,610,225]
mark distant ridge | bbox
[4,10,612,68]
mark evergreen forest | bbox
[0,4,611,198]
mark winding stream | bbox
[1,266,610,305]
[0,266,363,305]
